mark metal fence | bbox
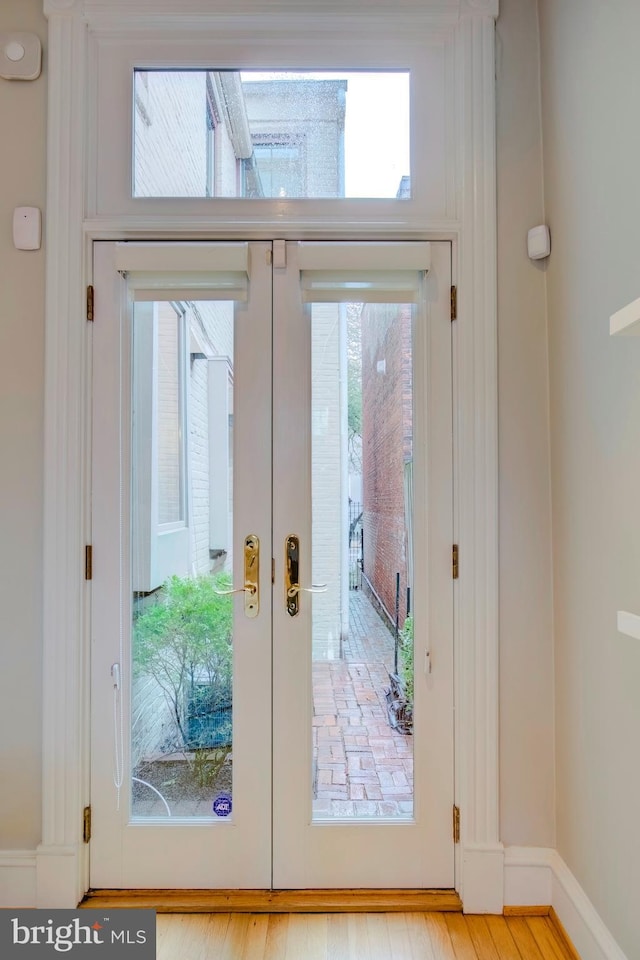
[349,499,363,590]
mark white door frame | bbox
[38,0,501,912]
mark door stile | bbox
[90,241,274,888]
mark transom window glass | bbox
[133,70,410,200]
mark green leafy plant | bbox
[133,573,233,755]
[399,614,414,711]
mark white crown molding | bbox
[461,0,499,18]
[44,0,82,16]
[44,0,498,28]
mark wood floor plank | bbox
[549,908,582,960]
[483,915,522,960]
[198,914,232,960]
[327,913,349,960]
[240,914,269,960]
[347,913,372,959]
[465,916,500,960]
[183,914,217,960]
[264,914,289,960]
[445,914,480,960]
[384,912,418,960]
[366,913,394,960]
[285,913,328,960]
[404,913,439,960]
[506,917,545,960]
[219,914,252,960]
[143,909,586,960]
[425,914,457,959]
[526,917,573,960]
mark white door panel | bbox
[90,239,453,889]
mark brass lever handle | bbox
[213,535,259,618]
[286,584,328,597]
[285,535,326,616]
[214,584,256,596]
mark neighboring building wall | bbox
[361,303,412,627]
[243,79,346,197]
[311,303,344,658]
[539,1,640,956]
[134,71,209,197]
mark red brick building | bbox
[361,302,413,628]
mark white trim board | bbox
[609,297,640,336]
[41,0,501,909]
[616,610,640,640]
[0,851,37,908]
[504,847,630,960]
[0,844,632,960]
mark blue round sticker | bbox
[212,793,232,817]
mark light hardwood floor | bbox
[154,912,579,959]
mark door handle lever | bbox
[286,583,327,596]
[213,535,259,618]
[284,535,326,616]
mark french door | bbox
[90,239,454,890]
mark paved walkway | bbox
[312,590,414,819]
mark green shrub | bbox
[133,572,233,751]
[399,614,414,707]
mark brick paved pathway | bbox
[312,590,414,819]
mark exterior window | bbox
[252,137,305,198]
[156,303,186,526]
[133,70,410,200]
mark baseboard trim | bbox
[80,888,462,913]
[504,847,629,960]
[0,851,37,907]
[550,907,583,960]
[549,851,629,960]
[503,905,550,916]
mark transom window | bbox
[132,70,410,200]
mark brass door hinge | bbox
[85,545,93,581]
[87,285,94,322]
[453,805,460,844]
[450,285,457,322]
[452,544,459,580]
[83,805,91,843]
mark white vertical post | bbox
[208,357,232,561]
[38,0,88,908]
[456,1,503,914]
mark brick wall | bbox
[361,303,413,626]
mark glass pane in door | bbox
[311,300,415,820]
[130,299,236,819]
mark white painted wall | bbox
[0,0,47,852]
[495,0,555,848]
[539,1,640,956]
[10,15,636,947]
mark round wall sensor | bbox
[0,32,41,80]
[5,41,25,62]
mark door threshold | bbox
[80,888,462,913]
